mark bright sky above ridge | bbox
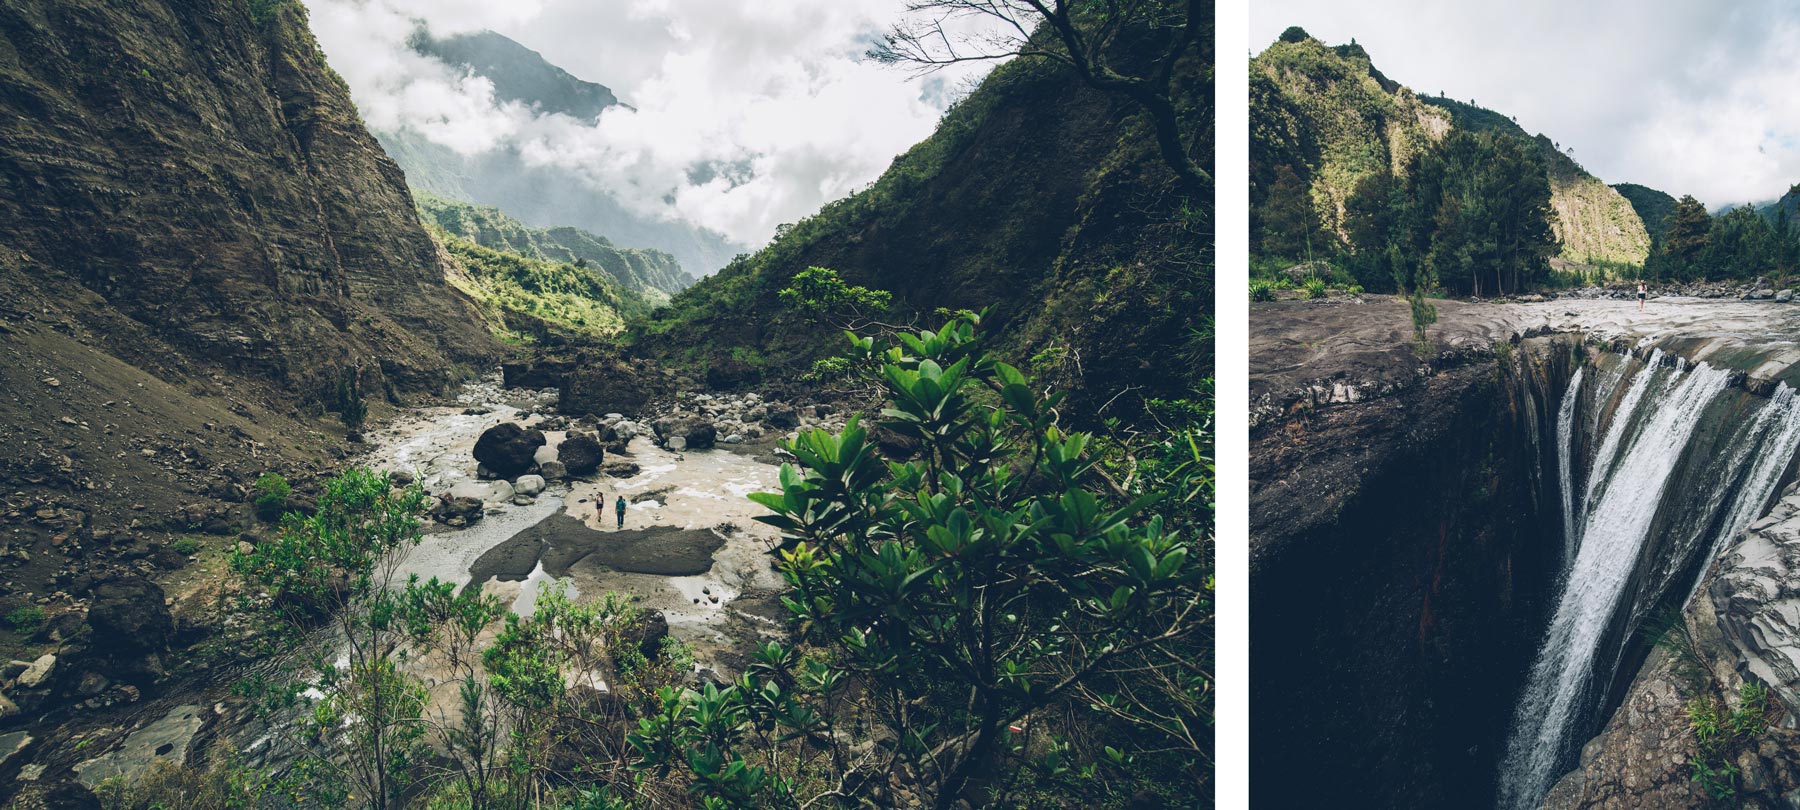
[1254,0,1800,208]
[304,0,1009,249]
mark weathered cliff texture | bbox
[0,0,499,652]
[1251,34,1649,266]
[0,0,497,402]
[1545,487,1800,809]
[1251,336,1578,808]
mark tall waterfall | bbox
[1498,356,1800,810]
[1555,366,1584,569]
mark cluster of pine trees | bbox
[1643,194,1800,282]
[1258,130,1559,297]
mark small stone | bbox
[40,378,58,387]
[513,475,545,496]
[18,654,55,689]
[512,494,536,506]
[668,436,687,452]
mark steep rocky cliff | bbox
[1251,32,1650,266]
[0,0,499,659]
[0,0,497,400]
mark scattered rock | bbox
[87,577,173,656]
[513,475,546,497]
[430,496,484,526]
[763,404,800,429]
[17,654,54,689]
[538,460,568,480]
[473,423,546,478]
[653,416,716,450]
[601,458,640,478]
[558,433,605,476]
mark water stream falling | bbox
[1498,357,1800,809]
[1555,366,1584,569]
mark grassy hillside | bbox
[432,225,650,342]
[1252,32,1649,266]
[417,193,693,299]
[629,36,1210,422]
[1614,182,1679,242]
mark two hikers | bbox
[595,493,629,529]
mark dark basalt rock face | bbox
[473,423,545,478]
[1251,338,1581,809]
[652,416,716,450]
[560,356,665,417]
[86,576,174,655]
[557,433,604,476]
[0,0,498,401]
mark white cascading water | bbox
[1683,382,1800,606]
[1555,366,1585,569]
[1498,358,1733,810]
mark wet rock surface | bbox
[469,513,726,580]
[473,423,547,478]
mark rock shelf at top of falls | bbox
[1250,294,1800,434]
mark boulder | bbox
[653,416,717,450]
[1779,289,1794,304]
[763,404,800,429]
[620,610,671,660]
[871,424,922,460]
[87,577,173,654]
[430,496,484,526]
[705,358,761,390]
[602,458,641,478]
[513,475,546,497]
[473,423,546,478]
[538,460,568,480]
[560,357,664,417]
[17,654,54,689]
[558,433,605,476]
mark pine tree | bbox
[1662,195,1713,280]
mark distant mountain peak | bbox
[408,28,623,121]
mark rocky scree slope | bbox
[1251,33,1649,266]
[0,0,500,747]
[627,29,1211,423]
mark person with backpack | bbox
[615,495,627,529]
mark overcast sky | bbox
[304,0,1007,248]
[1254,0,1800,208]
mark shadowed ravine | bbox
[1252,297,1800,809]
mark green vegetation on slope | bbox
[431,225,649,341]
[417,193,692,299]
[1643,195,1800,282]
[1614,182,1679,243]
[1252,30,1649,271]
[634,18,1210,424]
[153,318,1209,810]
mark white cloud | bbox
[1253,0,1800,207]
[303,0,1009,248]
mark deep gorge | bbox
[1252,334,1800,809]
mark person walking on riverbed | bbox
[1638,280,1648,312]
[595,493,606,525]
[615,495,627,529]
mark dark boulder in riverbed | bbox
[87,577,172,654]
[473,423,545,478]
[558,433,604,476]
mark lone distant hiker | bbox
[1638,281,1647,312]
[615,495,627,529]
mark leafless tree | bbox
[872,0,1210,198]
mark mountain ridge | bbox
[1251,31,1650,266]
